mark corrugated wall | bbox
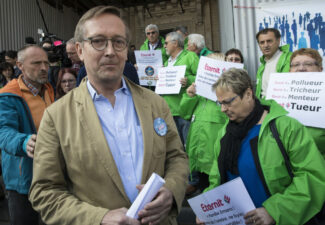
[0,0,80,51]
[218,0,286,81]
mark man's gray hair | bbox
[66,38,76,45]
[17,45,45,63]
[175,26,188,35]
[145,24,159,34]
[188,34,205,50]
[166,31,184,48]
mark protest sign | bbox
[155,65,186,95]
[195,56,244,101]
[266,72,325,128]
[188,177,255,225]
[135,50,163,86]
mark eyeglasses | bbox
[83,36,128,51]
[290,61,318,68]
[227,57,242,63]
[146,31,157,35]
[164,40,175,46]
[216,95,238,107]
[61,79,76,84]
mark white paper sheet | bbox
[155,65,186,95]
[188,177,255,225]
[126,173,165,219]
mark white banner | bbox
[266,72,325,128]
[256,0,325,68]
[155,66,186,95]
[188,178,255,225]
[135,50,163,86]
[195,56,244,101]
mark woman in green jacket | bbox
[197,68,325,225]
[180,53,228,194]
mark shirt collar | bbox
[87,77,130,101]
[168,50,183,63]
[21,76,41,96]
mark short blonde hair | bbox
[212,68,253,99]
[74,6,129,42]
[207,53,224,61]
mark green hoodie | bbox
[162,50,199,116]
[206,99,325,225]
[256,45,292,99]
[140,36,168,64]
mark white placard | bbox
[135,50,163,86]
[155,65,186,95]
[266,72,325,129]
[188,177,255,225]
[126,173,165,219]
[195,57,244,101]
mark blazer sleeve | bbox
[29,109,109,225]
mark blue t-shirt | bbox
[227,124,269,208]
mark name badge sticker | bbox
[154,118,167,136]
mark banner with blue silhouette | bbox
[256,0,325,59]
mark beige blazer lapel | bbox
[74,81,130,202]
[126,80,154,184]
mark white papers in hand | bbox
[126,173,165,219]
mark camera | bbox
[38,29,71,67]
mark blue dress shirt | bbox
[87,78,144,203]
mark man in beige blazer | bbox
[29,5,188,225]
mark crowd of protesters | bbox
[0,5,324,225]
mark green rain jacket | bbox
[198,47,213,58]
[256,45,292,98]
[140,36,168,64]
[307,127,325,158]
[179,94,227,174]
[162,50,199,116]
[206,99,325,225]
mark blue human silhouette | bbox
[299,13,303,27]
[269,16,272,25]
[319,22,325,55]
[274,22,278,30]
[259,23,264,31]
[307,19,315,45]
[306,11,311,21]
[304,15,307,30]
[311,33,320,50]
[285,20,290,42]
[287,32,294,51]
[291,19,297,46]
[280,23,285,41]
[298,32,307,49]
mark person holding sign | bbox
[162,31,199,145]
[197,68,325,225]
[180,53,228,195]
[140,24,168,64]
[290,48,325,157]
